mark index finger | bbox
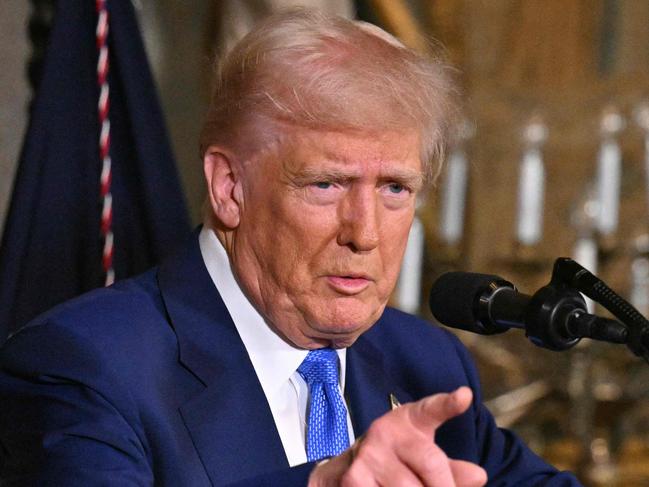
[408,386,474,433]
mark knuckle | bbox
[340,466,364,487]
[365,417,393,444]
[400,479,423,487]
[401,425,433,448]
[352,441,381,467]
[421,449,451,478]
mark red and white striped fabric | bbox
[96,0,114,286]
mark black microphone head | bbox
[429,271,512,334]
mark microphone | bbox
[429,271,628,351]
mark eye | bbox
[304,179,342,205]
[387,182,406,194]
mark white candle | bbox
[630,257,649,318]
[573,236,598,313]
[595,139,622,235]
[516,119,547,246]
[633,103,649,219]
[645,136,649,218]
[439,149,468,245]
[596,110,624,236]
[516,147,545,246]
[396,216,425,314]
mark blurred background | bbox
[2,1,649,485]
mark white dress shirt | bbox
[198,226,355,466]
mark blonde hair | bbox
[200,8,459,181]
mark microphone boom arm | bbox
[552,258,649,363]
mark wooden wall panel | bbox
[409,2,649,480]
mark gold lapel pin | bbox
[389,393,401,410]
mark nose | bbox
[337,186,380,252]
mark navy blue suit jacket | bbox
[0,235,581,485]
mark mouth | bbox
[326,274,372,295]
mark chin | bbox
[315,320,366,336]
[307,327,365,349]
[310,303,383,338]
[290,294,387,347]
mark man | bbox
[0,9,581,486]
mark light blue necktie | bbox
[298,348,350,461]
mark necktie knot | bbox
[297,348,350,461]
[298,348,339,385]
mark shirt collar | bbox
[198,226,347,397]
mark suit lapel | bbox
[158,232,287,486]
[177,366,288,486]
[346,330,414,436]
[157,231,416,483]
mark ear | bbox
[203,146,243,229]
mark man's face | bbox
[230,128,423,349]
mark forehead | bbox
[279,128,423,175]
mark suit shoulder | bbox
[365,307,481,394]
[13,268,166,339]
[373,306,462,346]
[1,269,174,375]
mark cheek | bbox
[281,200,340,248]
[378,215,414,272]
[259,201,340,279]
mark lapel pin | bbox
[389,393,401,410]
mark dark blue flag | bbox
[0,0,192,341]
